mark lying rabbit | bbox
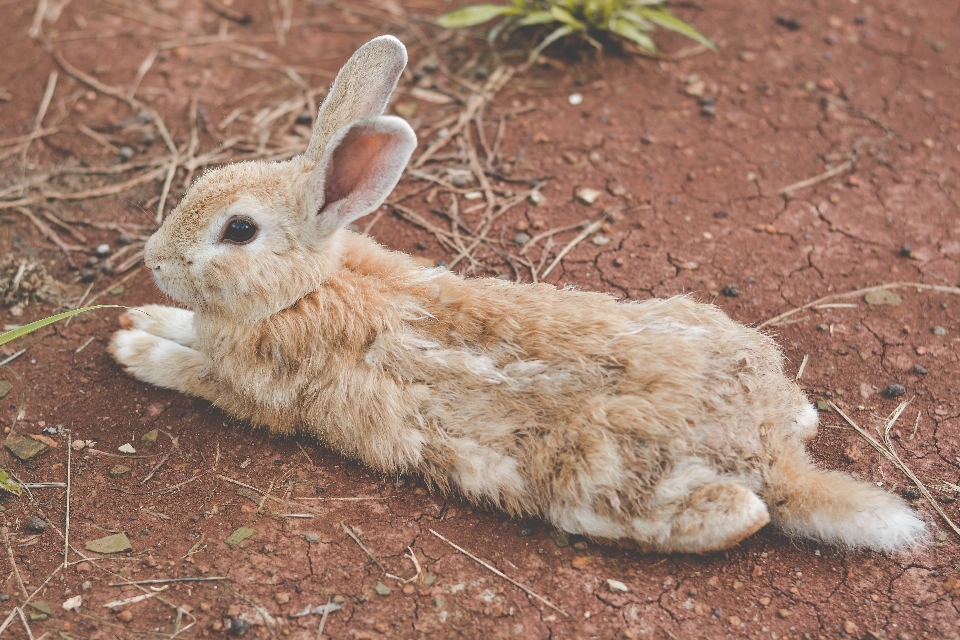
[110,36,925,554]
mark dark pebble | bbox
[516,527,535,537]
[451,176,467,188]
[912,364,928,375]
[0,594,8,602]
[701,104,716,117]
[713,209,729,218]
[26,517,47,533]
[416,242,427,251]
[722,284,741,297]
[899,243,911,257]
[901,487,922,500]
[884,384,906,398]
[315,487,324,495]
[227,617,249,636]
[932,326,947,336]
[776,15,802,30]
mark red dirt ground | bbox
[1,0,959,638]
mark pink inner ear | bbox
[322,130,394,209]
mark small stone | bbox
[529,190,546,206]
[816,400,831,411]
[916,346,927,355]
[0,381,12,400]
[274,592,290,605]
[96,243,111,256]
[27,517,47,533]
[516,528,534,537]
[932,326,947,336]
[567,93,583,105]
[571,556,592,570]
[145,403,166,418]
[114,609,133,623]
[592,235,610,246]
[513,233,531,245]
[829,193,841,204]
[572,540,588,551]
[227,617,248,635]
[85,533,132,554]
[732,580,744,590]
[901,486,922,500]
[775,15,802,30]
[109,465,131,478]
[721,284,741,297]
[332,594,346,604]
[759,597,771,606]
[684,81,705,97]
[402,584,416,595]
[549,530,569,548]
[863,289,902,306]
[5,435,49,461]
[76,562,93,572]
[884,384,906,398]
[225,527,257,548]
[912,364,928,375]
[843,445,862,463]
[777,608,791,618]
[118,443,136,454]
[899,243,912,257]
[304,533,321,543]
[728,615,742,627]
[607,579,629,593]
[844,620,858,634]
[515,220,529,232]
[374,581,392,596]
[141,429,159,448]
[612,257,624,267]
[576,188,602,205]
[0,594,8,601]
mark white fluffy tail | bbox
[765,442,926,552]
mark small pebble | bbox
[777,608,791,618]
[26,517,47,533]
[227,617,248,635]
[515,220,529,232]
[95,244,111,256]
[116,609,133,623]
[529,190,546,206]
[592,235,610,246]
[843,445,862,463]
[402,584,416,595]
[450,175,467,188]
[576,188,602,204]
[304,533,321,543]
[912,364,928,375]
[274,592,290,605]
[513,233,531,245]
[899,243,912,257]
[612,257,624,267]
[884,384,906,398]
[606,579,629,593]
[776,15,802,30]
[374,581,392,596]
[844,620,859,635]
[932,326,947,336]
[568,93,583,106]
[516,528,535,537]
[721,284,741,297]
[901,486,922,500]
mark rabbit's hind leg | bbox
[646,481,770,553]
[110,328,218,402]
[118,305,196,347]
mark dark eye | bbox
[221,217,258,244]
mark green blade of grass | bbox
[0,305,127,347]
[548,4,585,29]
[436,4,519,28]
[633,7,715,50]
[611,16,658,52]
[527,23,578,62]
[0,469,21,496]
[516,10,555,26]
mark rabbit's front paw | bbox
[110,328,217,401]
[119,305,195,347]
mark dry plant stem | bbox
[28,0,48,37]
[1,528,27,598]
[15,607,34,640]
[518,220,587,256]
[15,207,83,257]
[83,268,145,307]
[128,48,159,100]
[0,608,16,636]
[0,166,168,210]
[108,577,226,587]
[64,432,72,568]
[428,529,567,617]
[217,474,323,515]
[795,354,809,381]
[778,160,853,196]
[18,71,58,192]
[0,127,59,149]
[316,598,331,640]
[829,401,960,538]
[760,282,960,328]
[541,214,608,279]
[341,522,384,571]
[40,207,88,242]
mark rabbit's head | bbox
[143,36,417,320]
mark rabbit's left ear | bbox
[306,115,417,235]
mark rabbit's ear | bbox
[304,35,408,163]
[307,115,416,234]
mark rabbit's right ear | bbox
[304,35,408,163]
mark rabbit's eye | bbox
[221,218,258,244]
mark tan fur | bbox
[110,36,925,554]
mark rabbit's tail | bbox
[763,437,926,552]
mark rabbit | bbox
[109,35,926,554]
